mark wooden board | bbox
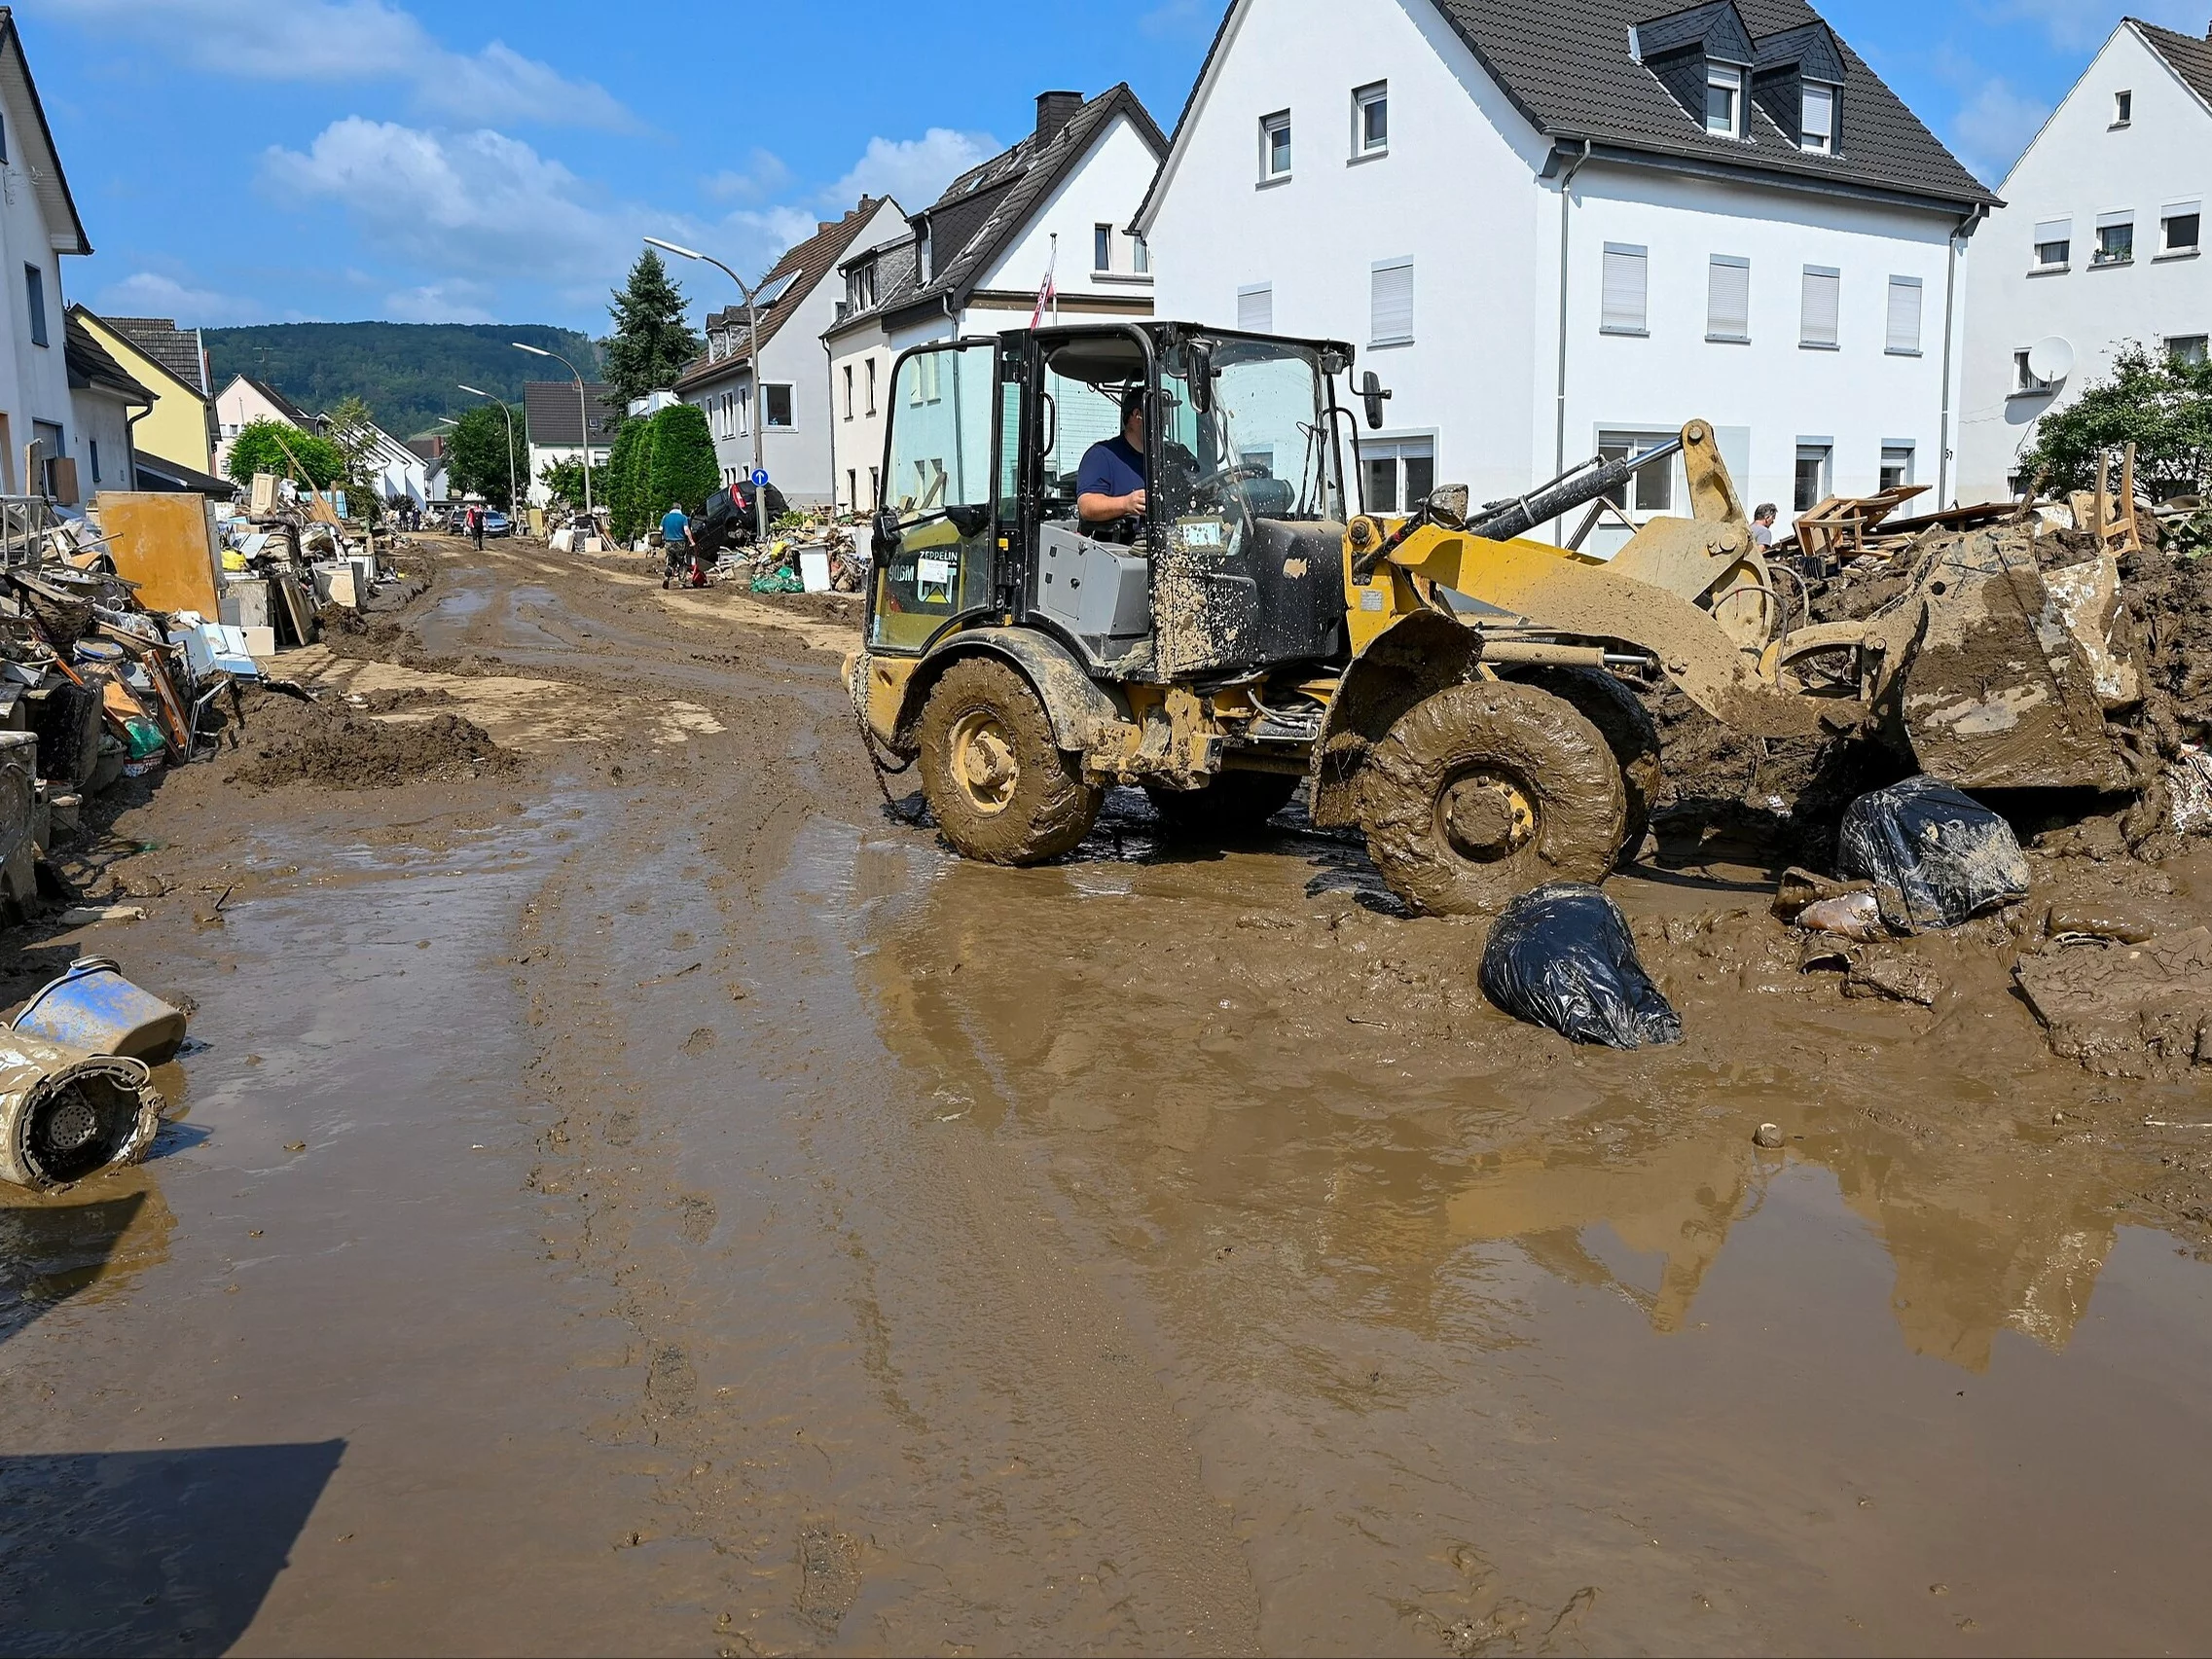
[98,492,222,616]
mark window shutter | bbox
[1237,284,1273,331]
[1799,266,1839,346]
[1884,275,1922,354]
[1370,260,1413,343]
[1707,255,1750,340]
[2033,217,2071,244]
[1601,243,1648,334]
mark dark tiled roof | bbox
[523,380,622,448]
[1143,0,1991,219]
[887,85,1169,326]
[133,452,235,495]
[674,198,891,390]
[2136,18,2212,105]
[824,235,923,338]
[63,310,152,404]
[101,316,204,391]
[242,376,314,427]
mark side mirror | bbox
[872,507,900,556]
[945,502,990,538]
[1187,343,1214,414]
[1360,370,1393,431]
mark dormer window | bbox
[1800,84,1834,153]
[1706,63,1745,136]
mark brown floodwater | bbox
[4,538,2211,1656]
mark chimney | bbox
[1035,90,1084,144]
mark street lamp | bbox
[645,234,769,545]
[514,342,593,519]
[457,383,519,527]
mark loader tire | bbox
[916,657,1102,865]
[1145,772,1301,840]
[1506,666,1662,859]
[1360,681,1626,918]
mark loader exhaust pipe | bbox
[1466,436,1685,544]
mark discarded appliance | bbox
[12,956,190,1064]
[0,1030,163,1188]
[1478,882,1683,1049]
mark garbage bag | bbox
[749,566,805,595]
[1477,882,1683,1049]
[1836,775,2029,933]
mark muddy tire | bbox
[916,657,1102,865]
[1145,772,1301,840]
[1360,680,1626,917]
[1505,666,1661,859]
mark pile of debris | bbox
[0,955,189,1189]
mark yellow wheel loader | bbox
[847,323,2130,917]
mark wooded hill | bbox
[201,322,604,440]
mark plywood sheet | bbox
[99,493,221,616]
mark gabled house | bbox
[673,197,907,508]
[213,374,315,476]
[0,6,94,499]
[822,88,1169,514]
[523,380,621,507]
[62,309,149,502]
[1957,19,2212,499]
[1135,0,1995,542]
[75,310,216,475]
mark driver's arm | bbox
[1078,487,1145,523]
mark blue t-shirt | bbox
[661,509,689,543]
[1076,436,1146,503]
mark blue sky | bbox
[20,0,2201,334]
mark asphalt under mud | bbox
[6,535,2212,1656]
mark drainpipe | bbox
[1936,201,1985,511]
[1551,138,1594,543]
[823,331,839,517]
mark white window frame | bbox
[1259,111,1291,182]
[2113,89,2132,126]
[2093,211,2134,267]
[1879,443,1915,491]
[1596,428,1679,521]
[1132,234,1150,274]
[763,382,796,430]
[1800,84,1834,154]
[842,364,853,420]
[1236,282,1274,333]
[865,356,879,415]
[1706,254,1750,343]
[1093,223,1112,271]
[1884,273,1923,356]
[1358,435,1435,515]
[1799,265,1840,349]
[1706,63,1745,138]
[2160,202,2201,258]
[2165,334,2207,367]
[2033,218,2071,271]
[1353,81,1388,158]
[1601,243,1649,337]
[1369,256,1414,347]
[1794,440,1833,513]
[2013,348,2054,395]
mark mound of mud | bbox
[224,686,516,790]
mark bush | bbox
[2020,344,2212,502]
[537,456,606,511]
[641,402,719,523]
[605,418,650,542]
[225,418,347,488]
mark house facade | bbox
[672,197,907,509]
[213,374,315,476]
[1135,0,1993,545]
[63,309,148,502]
[76,310,215,474]
[0,11,93,499]
[523,380,620,507]
[822,87,1169,516]
[1956,19,2212,500]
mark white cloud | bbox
[1988,0,2208,51]
[1140,0,1214,38]
[381,280,496,324]
[704,149,793,204]
[1950,79,2052,185]
[90,270,262,326]
[823,128,999,213]
[45,0,633,129]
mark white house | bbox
[1135,0,1995,545]
[0,12,94,502]
[212,374,315,477]
[821,87,1169,516]
[325,409,432,509]
[523,380,620,507]
[63,309,149,502]
[673,197,907,508]
[1956,19,2211,501]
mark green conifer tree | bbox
[602,251,702,406]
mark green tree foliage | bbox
[203,323,599,442]
[605,418,651,542]
[602,251,702,407]
[224,418,347,488]
[2020,344,2212,501]
[447,402,527,509]
[643,403,720,522]
[538,456,606,512]
[322,394,393,524]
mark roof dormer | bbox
[1751,21,1847,155]
[1632,1,1759,141]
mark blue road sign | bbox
[750,468,769,487]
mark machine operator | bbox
[1075,386,1147,534]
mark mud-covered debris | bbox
[1477,882,1682,1049]
[2168,745,2212,834]
[223,684,517,790]
[1843,948,1943,1006]
[2015,929,2212,1077]
[1772,865,1868,920]
[1754,1122,1786,1148]
[1839,775,2029,933]
[1797,891,1884,940]
[2046,903,2157,944]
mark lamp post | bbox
[456,383,519,526]
[514,342,593,519]
[645,235,768,544]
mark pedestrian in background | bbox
[661,501,695,589]
[1751,503,1778,547]
[468,503,485,550]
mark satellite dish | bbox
[2027,336,2075,383]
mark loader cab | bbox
[864,321,1355,679]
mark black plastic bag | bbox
[1478,883,1683,1048]
[1836,775,2029,933]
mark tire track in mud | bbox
[443,541,1260,1651]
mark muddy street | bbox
[7,535,2212,1656]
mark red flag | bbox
[1030,241,1058,330]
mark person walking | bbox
[468,502,486,551]
[661,501,695,589]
